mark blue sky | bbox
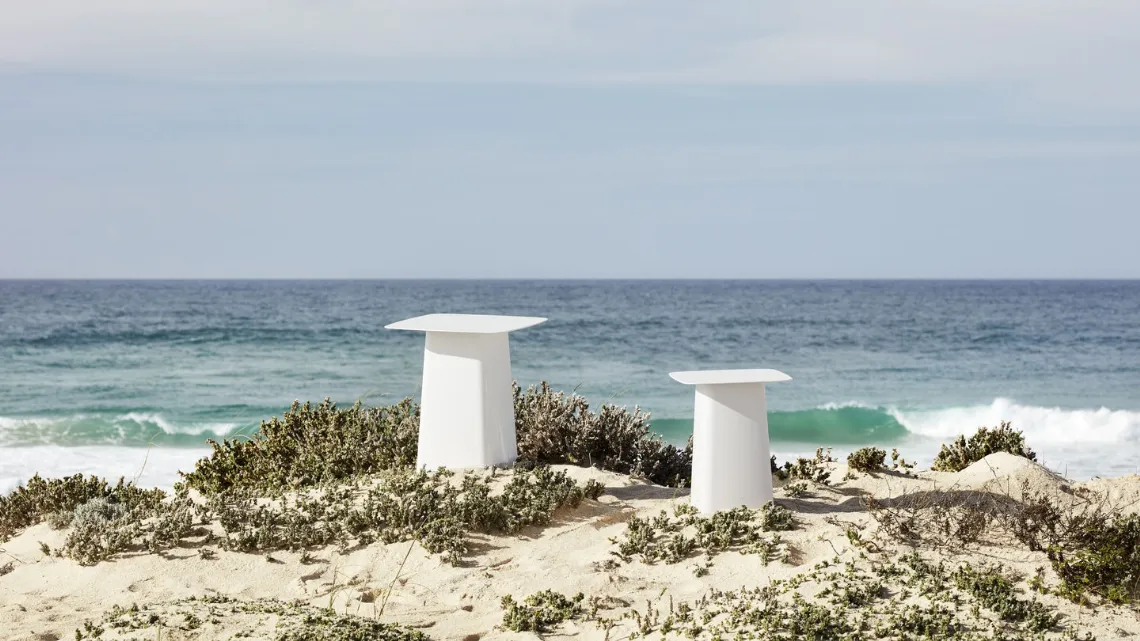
[2,1,1139,278]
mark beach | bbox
[3,452,1139,640]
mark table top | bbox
[385,313,548,334]
[669,369,792,385]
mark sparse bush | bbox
[848,447,887,474]
[608,502,795,566]
[500,590,586,632]
[783,481,809,498]
[931,422,1037,473]
[869,474,1140,607]
[74,596,426,641]
[953,563,1059,630]
[1047,512,1140,605]
[208,465,602,566]
[585,550,1079,639]
[772,448,834,485]
[891,448,916,473]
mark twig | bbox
[378,538,417,618]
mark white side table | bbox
[669,368,792,514]
[386,313,546,469]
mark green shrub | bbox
[608,502,795,566]
[179,397,419,496]
[500,590,586,632]
[1048,512,1140,605]
[181,384,693,498]
[514,382,692,487]
[0,474,165,543]
[74,596,427,641]
[847,447,887,473]
[40,465,600,567]
[772,448,834,485]
[931,422,1037,472]
[952,563,1059,631]
[783,481,809,498]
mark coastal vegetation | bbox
[503,553,1074,640]
[1,386,1136,639]
[931,421,1037,472]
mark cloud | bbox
[2,1,1139,111]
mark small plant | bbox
[0,561,13,576]
[608,502,795,566]
[74,596,427,640]
[772,448,834,485]
[500,590,586,632]
[847,447,887,474]
[783,481,809,498]
[931,422,1037,472]
[890,449,916,473]
[953,563,1059,631]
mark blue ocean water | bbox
[1,280,1138,491]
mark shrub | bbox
[178,386,688,499]
[179,398,419,495]
[500,590,586,632]
[74,596,427,641]
[1047,512,1140,605]
[783,481,809,498]
[514,382,692,487]
[608,503,795,566]
[772,448,834,485]
[0,474,165,543]
[952,563,1059,630]
[182,385,693,498]
[52,465,600,567]
[931,422,1036,472]
[847,447,887,474]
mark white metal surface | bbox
[388,313,547,469]
[385,313,546,334]
[669,369,792,385]
[671,368,791,514]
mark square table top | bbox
[385,313,547,334]
[669,368,792,385]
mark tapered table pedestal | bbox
[669,368,792,514]
[387,313,546,469]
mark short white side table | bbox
[386,313,546,469]
[669,368,792,514]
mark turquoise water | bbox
[2,280,1138,490]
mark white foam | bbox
[0,413,240,445]
[0,445,209,494]
[816,400,878,411]
[114,412,239,436]
[890,398,1140,444]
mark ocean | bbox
[1,280,1138,493]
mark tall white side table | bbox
[669,368,792,514]
[386,313,546,469]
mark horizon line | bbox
[3,277,1140,283]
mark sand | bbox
[2,455,1139,640]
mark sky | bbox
[2,1,1139,278]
